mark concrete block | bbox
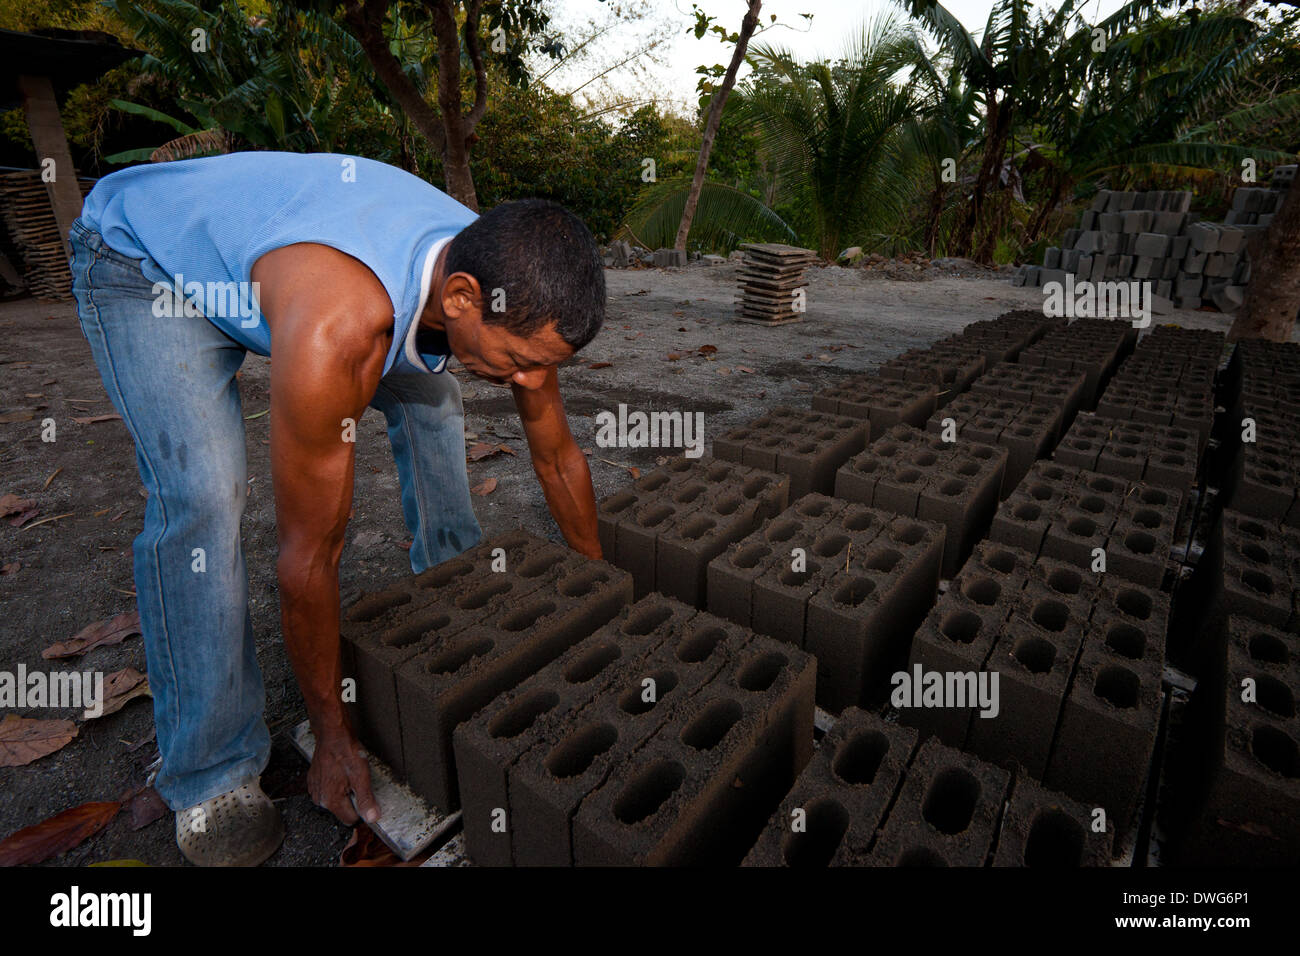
[1133,233,1168,257]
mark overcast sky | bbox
[544,0,1133,112]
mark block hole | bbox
[1046,567,1082,595]
[940,479,967,497]
[1032,600,1070,632]
[1256,675,1296,719]
[1077,495,1105,514]
[962,576,1000,606]
[636,504,675,529]
[1013,636,1056,674]
[914,451,938,467]
[737,652,788,692]
[714,494,742,517]
[1029,484,1054,502]
[1066,516,1097,538]
[637,473,669,492]
[681,698,744,751]
[381,611,455,649]
[833,577,876,608]
[414,559,474,592]
[1093,665,1140,709]
[1123,531,1156,555]
[780,799,849,868]
[941,610,982,645]
[922,767,980,835]
[1105,624,1146,660]
[564,642,622,683]
[780,563,820,587]
[741,476,774,499]
[488,689,559,740]
[896,468,924,484]
[1248,632,1288,665]
[681,515,717,541]
[984,549,1018,574]
[426,635,494,676]
[618,669,679,715]
[501,600,557,632]
[865,548,902,573]
[1013,503,1042,522]
[559,568,611,598]
[892,522,926,545]
[1240,542,1269,564]
[733,542,772,569]
[1251,726,1299,778]
[545,722,617,779]
[622,603,674,636]
[1241,570,1274,596]
[1131,508,1163,529]
[346,589,411,622]
[813,533,851,558]
[1025,809,1085,867]
[613,760,686,825]
[673,483,708,505]
[456,578,515,611]
[832,731,888,786]
[796,497,831,518]
[842,509,877,533]
[898,847,948,867]
[676,626,728,664]
[765,519,800,543]
[1115,589,1152,620]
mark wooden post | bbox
[17,73,83,255]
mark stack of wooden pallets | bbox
[0,171,92,300]
[734,243,817,326]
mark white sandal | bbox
[175,780,284,867]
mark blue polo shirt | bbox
[76,151,477,375]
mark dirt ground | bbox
[0,259,1243,865]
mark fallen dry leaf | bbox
[124,787,167,830]
[677,327,687,332]
[718,367,732,375]
[471,477,498,496]
[736,365,756,374]
[43,468,62,490]
[0,800,121,865]
[18,511,73,531]
[88,668,151,720]
[587,362,613,370]
[627,467,642,479]
[0,714,78,767]
[698,345,718,355]
[43,611,141,660]
[467,442,507,462]
[71,414,122,425]
[0,493,36,518]
[0,410,38,424]
[1,562,19,575]
[666,353,682,362]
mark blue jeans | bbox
[68,220,481,810]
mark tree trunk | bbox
[673,0,763,252]
[430,0,479,210]
[344,0,446,152]
[1228,185,1300,342]
[923,175,945,257]
[955,95,1011,262]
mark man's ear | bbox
[442,271,483,320]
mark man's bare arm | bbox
[512,366,601,558]
[253,243,392,824]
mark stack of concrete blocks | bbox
[1224,340,1300,526]
[452,593,817,865]
[712,406,869,499]
[1094,326,1221,452]
[705,494,945,711]
[901,539,1168,840]
[741,708,1112,866]
[1011,188,1258,312]
[596,455,790,604]
[1017,317,1136,409]
[652,247,687,268]
[811,374,939,441]
[340,530,634,811]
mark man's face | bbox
[439,273,575,389]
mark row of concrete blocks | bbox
[1066,219,1248,256]
[1088,189,1192,215]
[1076,209,1187,236]
[706,494,945,712]
[832,425,1007,579]
[878,345,986,404]
[596,455,790,607]
[743,708,1114,866]
[1175,613,1299,866]
[946,310,1065,365]
[902,539,1168,838]
[969,362,1087,428]
[1054,413,1201,502]
[811,374,938,440]
[1208,510,1300,634]
[712,406,868,499]
[924,393,1062,498]
[987,460,1184,589]
[340,531,635,811]
[454,594,817,866]
[1018,318,1135,408]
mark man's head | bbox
[434,199,605,389]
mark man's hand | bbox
[513,366,602,558]
[307,728,380,826]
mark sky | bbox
[543,0,1134,113]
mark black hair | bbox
[445,198,605,351]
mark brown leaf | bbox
[496,444,516,456]
[677,327,687,332]
[467,442,504,462]
[43,611,141,660]
[587,361,613,370]
[471,477,498,496]
[666,353,682,362]
[7,505,39,528]
[71,414,122,425]
[42,467,62,490]
[1,562,19,575]
[718,367,732,375]
[88,668,151,720]
[698,345,718,355]
[0,410,37,424]
[0,800,121,865]
[627,467,641,479]
[736,366,756,374]
[0,714,78,767]
[0,493,35,518]
[125,787,167,830]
